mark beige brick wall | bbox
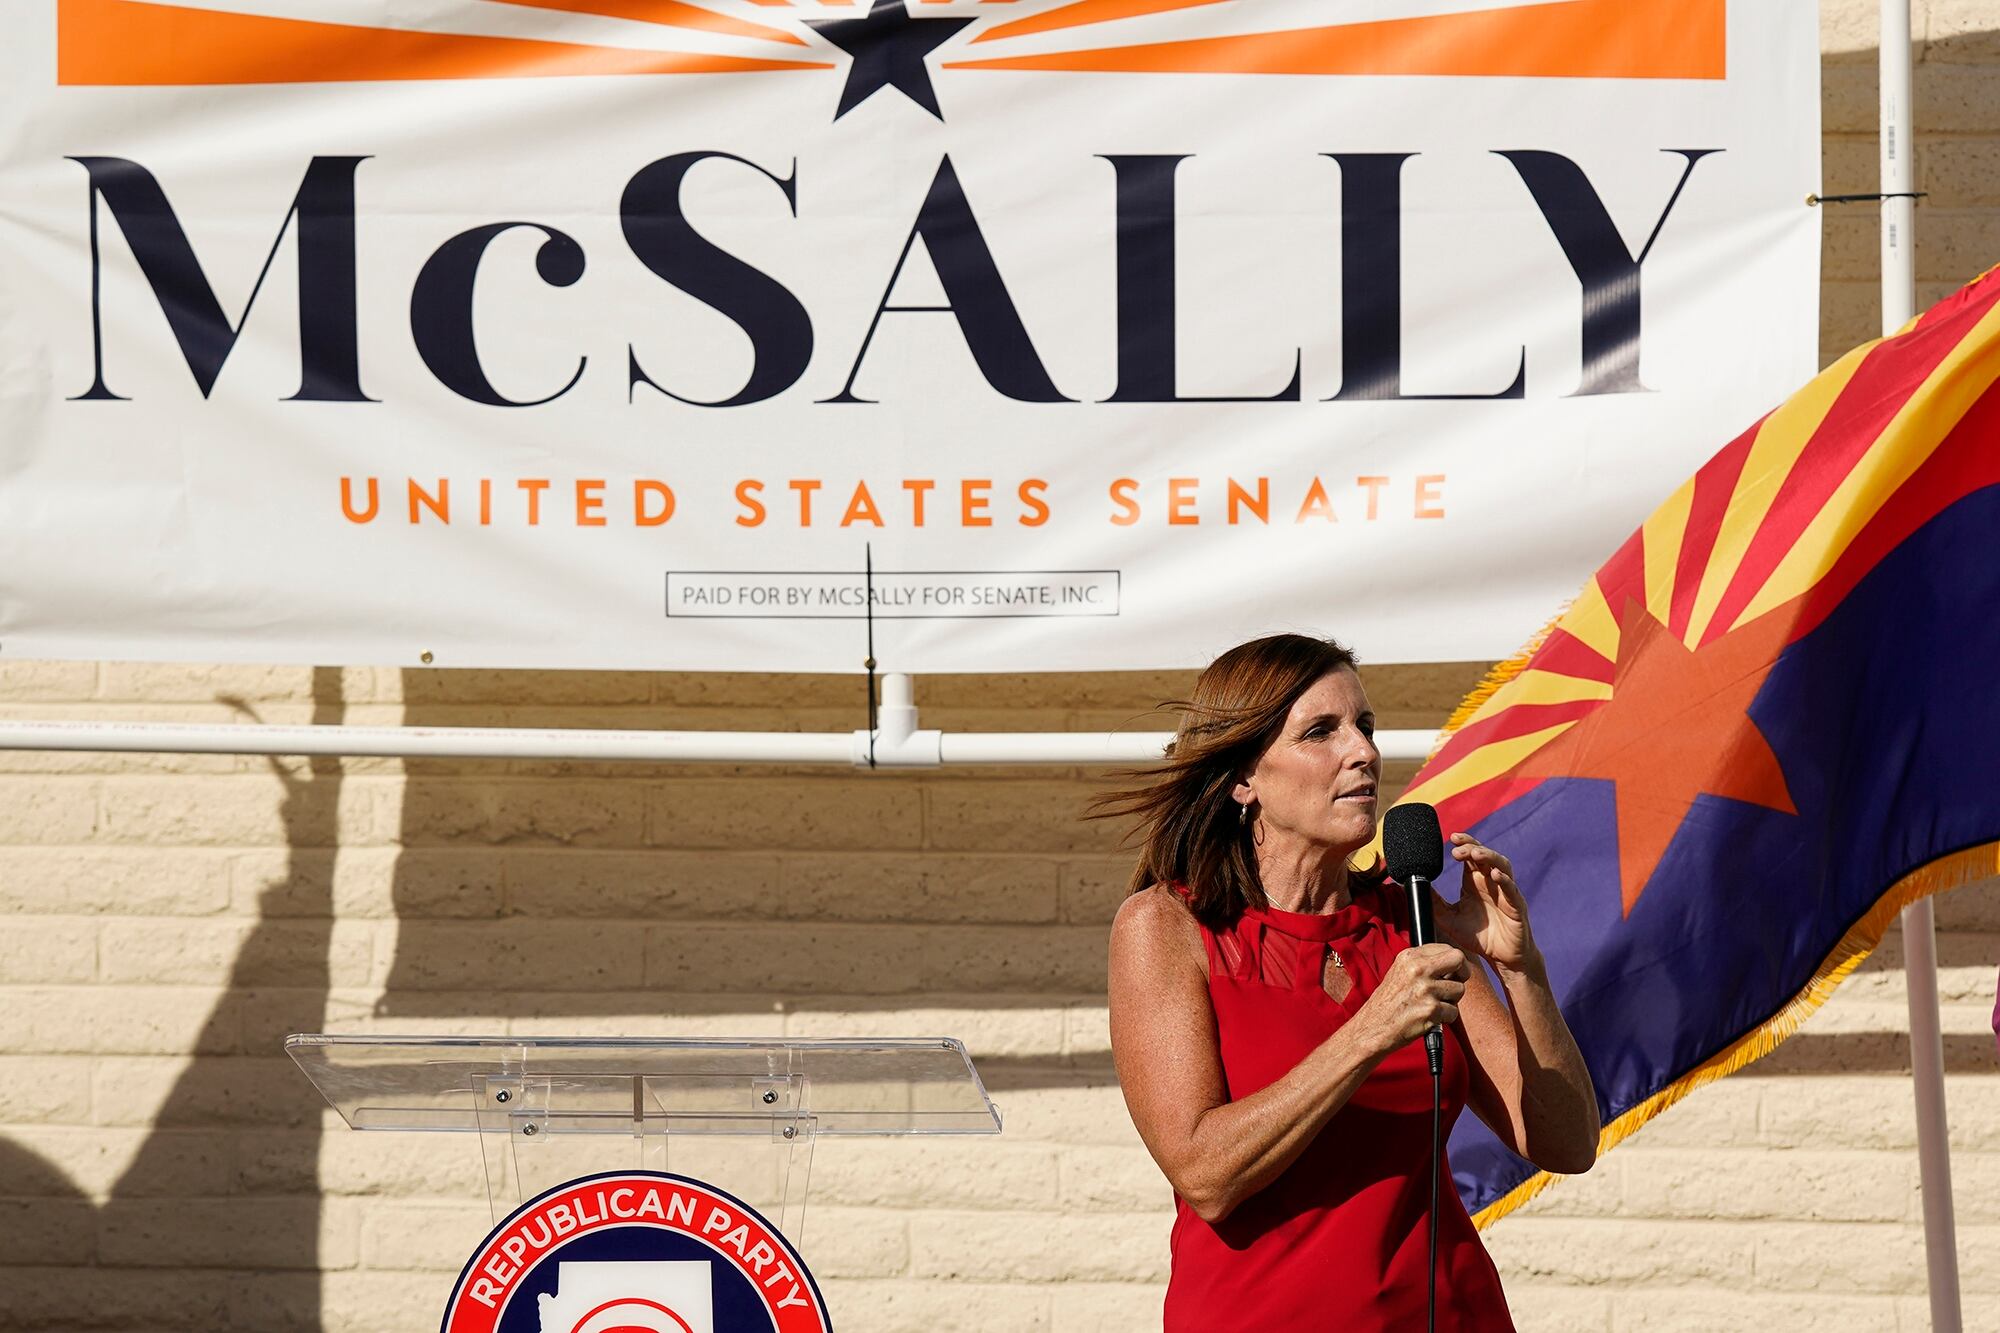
[4,7,2000,1330]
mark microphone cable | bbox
[1426,1030,1442,1333]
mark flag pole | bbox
[1881,4,1961,1327]
[1903,894,1961,1333]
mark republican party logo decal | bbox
[441,1172,832,1333]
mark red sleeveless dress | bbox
[1162,880,1514,1331]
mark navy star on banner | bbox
[809,0,972,121]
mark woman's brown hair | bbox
[1091,633,1388,929]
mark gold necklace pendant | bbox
[1321,946,1352,1002]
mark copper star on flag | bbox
[1508,597,1797,917]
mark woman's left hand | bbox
[1435,832,1540,974]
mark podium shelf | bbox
[286,1034,1002,1137]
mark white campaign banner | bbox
[0,0,1818,672]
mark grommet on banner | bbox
[1807,191,1928,205]
[419,650,435,665]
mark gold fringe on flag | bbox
[1470,837,2000,1230]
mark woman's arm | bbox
[1109,885,1468,1223]
[1454,950,1601,1174]
[1439,834,1601,1174]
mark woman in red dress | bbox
[1100,634,1600,1330]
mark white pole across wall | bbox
[0,709,1441,770]
[1881,3,1962,1328]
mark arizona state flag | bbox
[1401,266,2000,1224]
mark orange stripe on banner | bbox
[486,0,807,46]
[948,0,1724,79]
[973,0,1227,45]
[57,0,829,84]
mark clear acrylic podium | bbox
[287,1035,1001,1241]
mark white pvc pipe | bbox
[0,718,858,764]
[0,718,1440,767]
[934,728,1438,767]
[1880,0,1918,332]
[1882,4,1961,1328]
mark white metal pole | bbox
[0,717,1441,767]
[1903,896,1960,1331]
[1881,3,1962,1328]
[0,719,859,764]
[1880,0,1918,332]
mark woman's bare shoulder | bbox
[1111,883,1204,968]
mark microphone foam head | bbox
[1382,802,1445,883]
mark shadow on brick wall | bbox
[0,669,347,1331]
[366,668,1176,1047]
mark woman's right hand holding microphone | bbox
[1355,944,1470,1056]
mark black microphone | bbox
[1382,802,1446,1077]
[1382,800,1449,1333]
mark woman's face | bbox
[1236,668,1382,852]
